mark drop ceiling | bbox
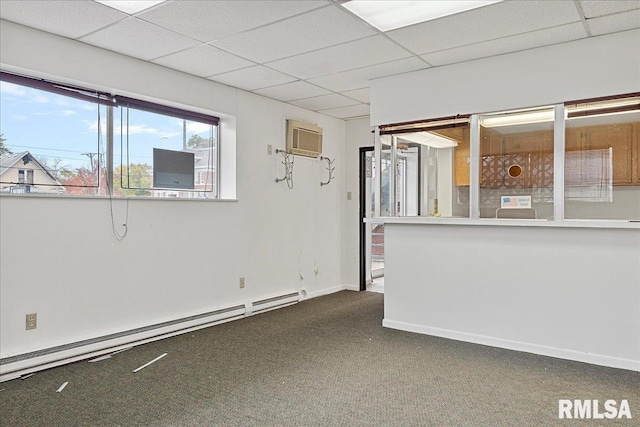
[1,0,638,120]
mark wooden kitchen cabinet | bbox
[454,137,470,186]
[480,127,503,157]
[566,122,638,186]
[433,127,471,187]
[584,123,634,185]
[503,130,553,155]
[479,126,504,188]
[635,123,640,185]
[565,127,583,151]
[452,120,639,188]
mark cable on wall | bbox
[99,105,129,241]
[275,149,295,189]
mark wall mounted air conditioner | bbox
[286,119,322,158]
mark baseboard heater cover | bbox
[250,292,300,315]
[0,304,245,382]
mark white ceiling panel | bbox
[319,103,370,119]
[2,0,637,121]
[0,0,127,39]
[266,35,413,80]
[253,81,331,102]
[153,45,255,77]
[422,22,587,67]
[586,9,640,36]
[210,5,376,63]
[209,65,296,91]
[80,17,199,61]
[580,0,640,19]
[137,0,329,43]
[387,0,582,55]
[342,88,370,103]
[290,93,359,110]
[307,57,429,92]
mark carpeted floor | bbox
[1,291,638,426]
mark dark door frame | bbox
[359,146,374,291]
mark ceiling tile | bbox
[319,103,370,119]
[342,88,370,103]
[422,22,587,66]
[307,57,429,92]
[587,9,640,35]
[153,45,255,77]
[290,93,359,110]
[0,0,127,39]
[208,65,296,91]
[266,35,413,80]
[387,0,582,55]
[137,0,329,42]
[79,17,199,61]
[210,5,376,63]
[580,0,640,19]
[253,81,331,102]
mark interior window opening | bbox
[379,117,471,218]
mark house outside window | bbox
[1,71,220,199]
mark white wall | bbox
[0,21,349,359]
[384,224,640,371]
[367,27,640,371]
[370,29,640,125]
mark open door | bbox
[360,142,421,292]
[359,147,380,291]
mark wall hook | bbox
[320,156,335,186]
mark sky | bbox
[0,80,213,172]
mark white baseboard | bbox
[1,286,363,382]
[383,319,640,373]
[1,309,245,382]
[304,284,359,300]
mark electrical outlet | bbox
[239,277,245,289]
[267,144,273,155]
[26,313,37,330]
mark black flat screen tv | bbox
[153,148,194,190]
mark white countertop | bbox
[364,216,640,229]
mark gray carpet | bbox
[1,291,638,426]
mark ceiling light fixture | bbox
[398,132,458,148]
[480,109,556,128]
[341,0,503,32]
[95,1,166,15]
[567,97,640,118]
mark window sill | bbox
[0,193,238,202]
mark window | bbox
[564,95,640,220]
[115,96,218,199]
[0,71,220,199]
[378,117,471,218]
[376,94,640,221]
[478,106,555,219]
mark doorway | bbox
[359,147,382,292]
[359,144,421,292]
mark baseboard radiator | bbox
[249,292,301,316]
[0,291,301,382]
